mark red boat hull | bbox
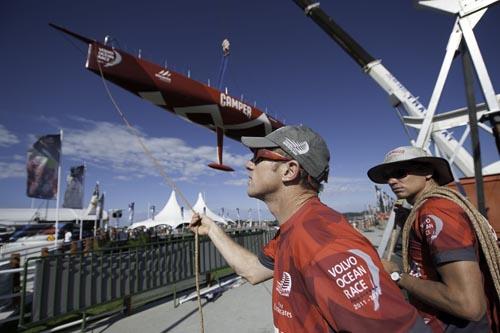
[85,42,284,141]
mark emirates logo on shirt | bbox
[276,272,292,297]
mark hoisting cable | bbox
[96,62,205,333]
[217,38,230,91]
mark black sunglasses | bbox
[383,168,410,181]
[383,163,432,181]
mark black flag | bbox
[26,134,61,199]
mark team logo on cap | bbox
[283,138,309,155]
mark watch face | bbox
[390,271,401,282]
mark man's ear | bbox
[282,160,301,182]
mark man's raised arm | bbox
[190,213,273,284]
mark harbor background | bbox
[1,0,499,218]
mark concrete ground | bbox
[75,279,274,333]
[360,226,385,249]
[66,228,385,333]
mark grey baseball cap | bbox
[367,146,453,185]
[241,125,330,183]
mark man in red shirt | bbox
[368,145,499,332]
[191,126,430,332]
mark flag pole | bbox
[80,162,86,240]
[93,181,100,238]
[257,202,261,225]
[54,129,63,248]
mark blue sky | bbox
[1,1,499,221]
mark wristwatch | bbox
[390,271,402,282]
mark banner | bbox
[26,134,61,199]
[150,205,156,220]
[86,182,100,215]
[374,185,384,213]
[128,202,135,223]
[97,193,105,220]
[63,165,85,209]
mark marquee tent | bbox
[129,191,232,229]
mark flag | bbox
[374,185,384,213]
[63,165,85,209]
[97,193,105,220]
[382,192,389,212]
[94,191,104,233]
[86,182,100,215]
[26,134,61,199]
[128,202,135,223]
[150,205,156,220]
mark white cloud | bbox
[0,124,20,147]
[323,176,372,193]
[224,178,248,186]
[113,175,132,181]
[0,161,25,179]
[319,176,382,212]
[61,118,250,181]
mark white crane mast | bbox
[292,0,500,177]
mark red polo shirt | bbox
[259,197,428,333]
[408,197,492,332]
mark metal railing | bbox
[14,229,275,329]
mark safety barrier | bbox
[17,228,276,329]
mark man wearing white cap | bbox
[191,126,430,332]
[368,145,500,332]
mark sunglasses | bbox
[383,168,410,181]
[251,149,292,165]
[383,162,433,181]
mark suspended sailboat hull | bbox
[50,23,283,171]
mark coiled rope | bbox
[401,185,500,302]
[96,62,205,333]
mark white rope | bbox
[96,61,204,332]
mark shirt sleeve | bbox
[417,199,477,265]
[302,238,429,332]
[258,231,279,270]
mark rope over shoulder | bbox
[401,186,500,303]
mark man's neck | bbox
[407,180,438,205]
[265,187,317,225]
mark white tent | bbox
[191,193,233,224]
[129,191,230,230]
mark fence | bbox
[17,229,275,329]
